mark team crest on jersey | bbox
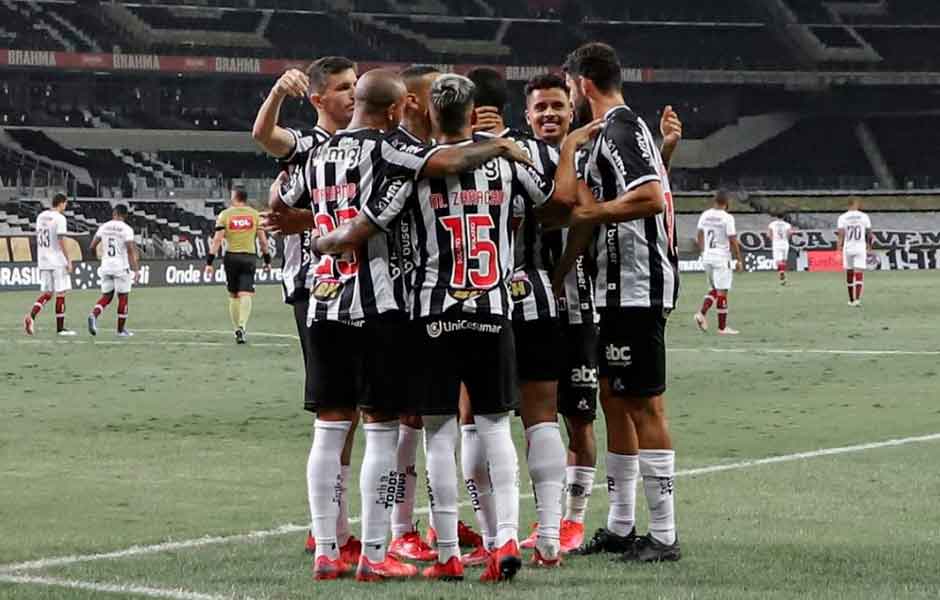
[510,275,532,300]
[448,288,486,302]
[313,279,344,301]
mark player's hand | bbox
[551,269,566,299]
[566,118,604,149]
[660,105,682,146]
[66,262,73,273]
[736,261,744,273]
[204,265,215,279]
[262,207,314,236]
[131,271,139,283]
[273,68,309,99]
[473,107,505,134]
[497,139,534,167]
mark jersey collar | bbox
[603,105,629,121]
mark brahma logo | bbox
[448,288,486,302]
[230,216,255,231]
[313,279,343,301]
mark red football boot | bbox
[304,531,316,555]
[479,539,522,583]
[457,520,483,548]
[519,522,539,550]
[355,554,418,582]
[422,556,464,581]
[312,555,349,581]
[425,526,437,549]
[339,536,361,565]
[461,545,490,567]
[531,547,562,568]
[389,530,437,562]
[559,520,585,554]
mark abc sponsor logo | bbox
[570,365,598,388]
[605,344,631,367]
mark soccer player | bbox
[205,186,271,344]
[694,191,744,335]
[768,214,796,285]
[87,204,139,337]
[24,192,75,336]
[467,67,570,566]
[266,68,531,582]
[555,42,681,562]
[837,199,873,306]
[523,72,597,555]
[253,56,362,562]
[308,73,557,582]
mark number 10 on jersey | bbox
[439,214,498,288]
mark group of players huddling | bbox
[251,41,681,583]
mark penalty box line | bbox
[2,432,939,577]
[0,573,242,600]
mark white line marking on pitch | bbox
[0,339,291,348]
[670,347,940,356]
[2,431,938,575]
[0,574,239,600]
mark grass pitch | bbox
[1,270,939,599]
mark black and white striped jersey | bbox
[582,105,678,310]
[364,133,555,319]
[279,127,438,322]
[557,148,598,326]
[277,125,331,305]
[480,128,559,322]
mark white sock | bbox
[424,415,460,563]
[309,420,351,560]
[475,413,519,548]
[525,422,565,558]
[391,424,421,539]
[564,466,596,524]
[360,421,399,563]
[336,465,351,546]
[606,452,639,537]
[461,424,497,549]
[640,449,676,545]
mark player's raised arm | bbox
[252,68,310,158]
[553,119,603,206]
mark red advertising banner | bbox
[0,48,652,82]
[807,250,844,272]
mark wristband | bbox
[206,254,216,267]
[262,253,272,266]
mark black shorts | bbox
[558,322,599,421]
[293,300,317,412]
[305,312,412,414]
[598,307,668,397]
[412,314,518,416]
[513,319,563,382]
[223,253,256,294]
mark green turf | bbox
[1,271,939,599]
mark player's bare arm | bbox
[836,228,845,251]
[127,240,140,282]
[697,229,705,255]
[659,105,682,170]
[867,230,874,251]
[731,235,745,272]
[312,213,378,257]
[421,138,533,177]
[252,68,310,158]
[59,237,73,272]
[553,119,604,206]
[258,228,273,271]
[571,180,665,226]
[90,235,100,255]
[472,106,505,133]
[262,207,315,236]
[205,229,225,276]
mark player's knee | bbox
[399,414,423,429]
[626,395,666,424]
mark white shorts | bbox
[843,251,867,271]
[772,246,789,263]
[39,268,71,293]
[100,271,133,294]
[704,262,733,291]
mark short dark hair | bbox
[466,67,508,113]
[51,193,67,207]
[524,73,568,98]
[306,56,355,94]
[232,185,248,203]
[400,65,440,81]
[113,204,128,218]
[563,42,622,93]
[715,190,733,207]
